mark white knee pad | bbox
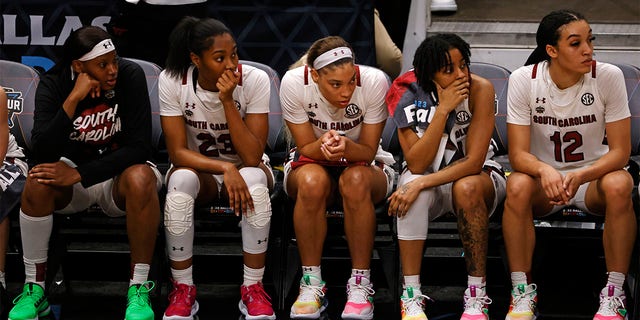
[238,167,271,229]
[396,172,437,241]
[164,191,195,236]
[246,184,271,228]
[241,184,271,254]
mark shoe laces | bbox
[12,284,39,304]
[169,282,193,305]
[510,283,536,312]
[298,280,326,303]
[597,295,626,316]
[464,294,492,313]
[243,283,272,306]
[346,281,375,304]
[401,289,431,316]
[129,281,155,307]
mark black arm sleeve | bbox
[31,73,76,163]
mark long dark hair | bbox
[52,26,113,73]
[164,16,233,78]
[525,10,587,65]
[412,33,471,94]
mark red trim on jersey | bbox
[237,63,243,86]
[304,65,309,85]
[591,60,596,78]
[532,63,539,79]
[181,70,188,85]
[385,70,418,117]
[354,65,361,87]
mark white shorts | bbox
[57,158,163,217]
[165,154,275,194]
[545,174,591,216]
[401,159,507,221]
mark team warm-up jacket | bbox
[32,58,153,187]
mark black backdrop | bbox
[0,0,375,76]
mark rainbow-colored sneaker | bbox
[290,275,328,319]
[593,285,628,320]
[461,285,491,320]
[400,286,429,320]
[506,283,537,320]
[341,275,375,319]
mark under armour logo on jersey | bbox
[581,93,594,106]
[536,97,546,104]
[308,103,318,109]
[185,102,196,109]
[257,237,268,244]
[172,246,185,251]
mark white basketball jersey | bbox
[508,60,630,170]
[280,64,390,161]
[159,64,270,166]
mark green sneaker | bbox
[125,281,155,320]
[8,283,50,320]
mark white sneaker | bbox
[290,275,328,319]
[461,285,491,320]
[430,0,458,12]
[506,283,538,320]
[341,276,375,319]
[400,287,430,320]
[593,285,628,320]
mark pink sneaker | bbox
[341,275,375,320]
[460,285,491,320]
[163,280,198,320]
[593,285,628,320]
[239,282,276,320]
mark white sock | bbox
[243,265,265,287]
[351,268,371,280]
[467,275,486,297]
[301,265,322,285]
[606,271,625,291]
[171,266,194,286]
[510,271,527,288]
[20,211,52,286]
[403,274,421,296]
[130,263,150,286]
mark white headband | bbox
[312,47,353,70]
[78,39,116,61]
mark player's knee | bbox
[600,170,634,200]
[245,184,271,229]
[122,165,157,195]
[339,167,371,196]
[296,174,331,202]
[164,191,194,236]
[453,177,485,207]
[505,172,535,199]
